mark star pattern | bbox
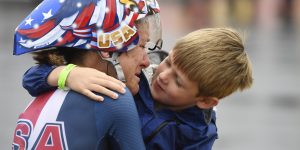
[18,38,26,43]
[42,9,53,21]
[25,17,34,26]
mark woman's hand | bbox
[48,66,126,102]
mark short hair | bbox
[173,28,253,99]
[32,47,87,66]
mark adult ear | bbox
[100,51,110,58]
[196,97,219,109]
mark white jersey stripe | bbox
[27,89,69,150]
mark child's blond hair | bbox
[173,28,253,99]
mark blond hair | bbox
[173,28,253,99]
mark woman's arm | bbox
[23,64,126,101]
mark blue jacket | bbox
[23,65,218,150]
[136,73,218,150]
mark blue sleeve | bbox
[146,123,217,150]
[22,64,56,96]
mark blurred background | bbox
[1,0,300,149]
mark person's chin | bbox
[150,85,160,100]
[130,86,139,95]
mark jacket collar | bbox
[138,73,216,129]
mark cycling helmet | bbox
[13,0,160,55]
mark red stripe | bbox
[129,13,139,26]
[123,33,138,48]
[55,31,75,46]
[125,8,130,15]
[74,31,91,34]
[153,8,160,13]
[19,91,55,127]
[91,45,100,50]
[137,1,145,11]
[103,0,117,29]
[74,3,96,28]
[17,20,56,39]
[103,22,120,32]
[91,44,116,52]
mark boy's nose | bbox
[158,70,170,84]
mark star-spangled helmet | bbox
[13,0,160,55]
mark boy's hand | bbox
[48,66,126,102]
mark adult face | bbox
[150,51,201,110]
[118,24,150,95]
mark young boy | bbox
[139,28,253,149]
[22,28,253,149]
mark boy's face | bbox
[150,51,201,110]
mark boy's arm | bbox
[23,64,57,96]
[23,64,126,101]
[62,66,126,101]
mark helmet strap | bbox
[96,51,126,82]
[111,52,126,83]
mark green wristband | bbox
[58,64,77,90]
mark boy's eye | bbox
[175,78,182,87]
[165,59,171,66]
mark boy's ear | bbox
[196,96,219,109]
